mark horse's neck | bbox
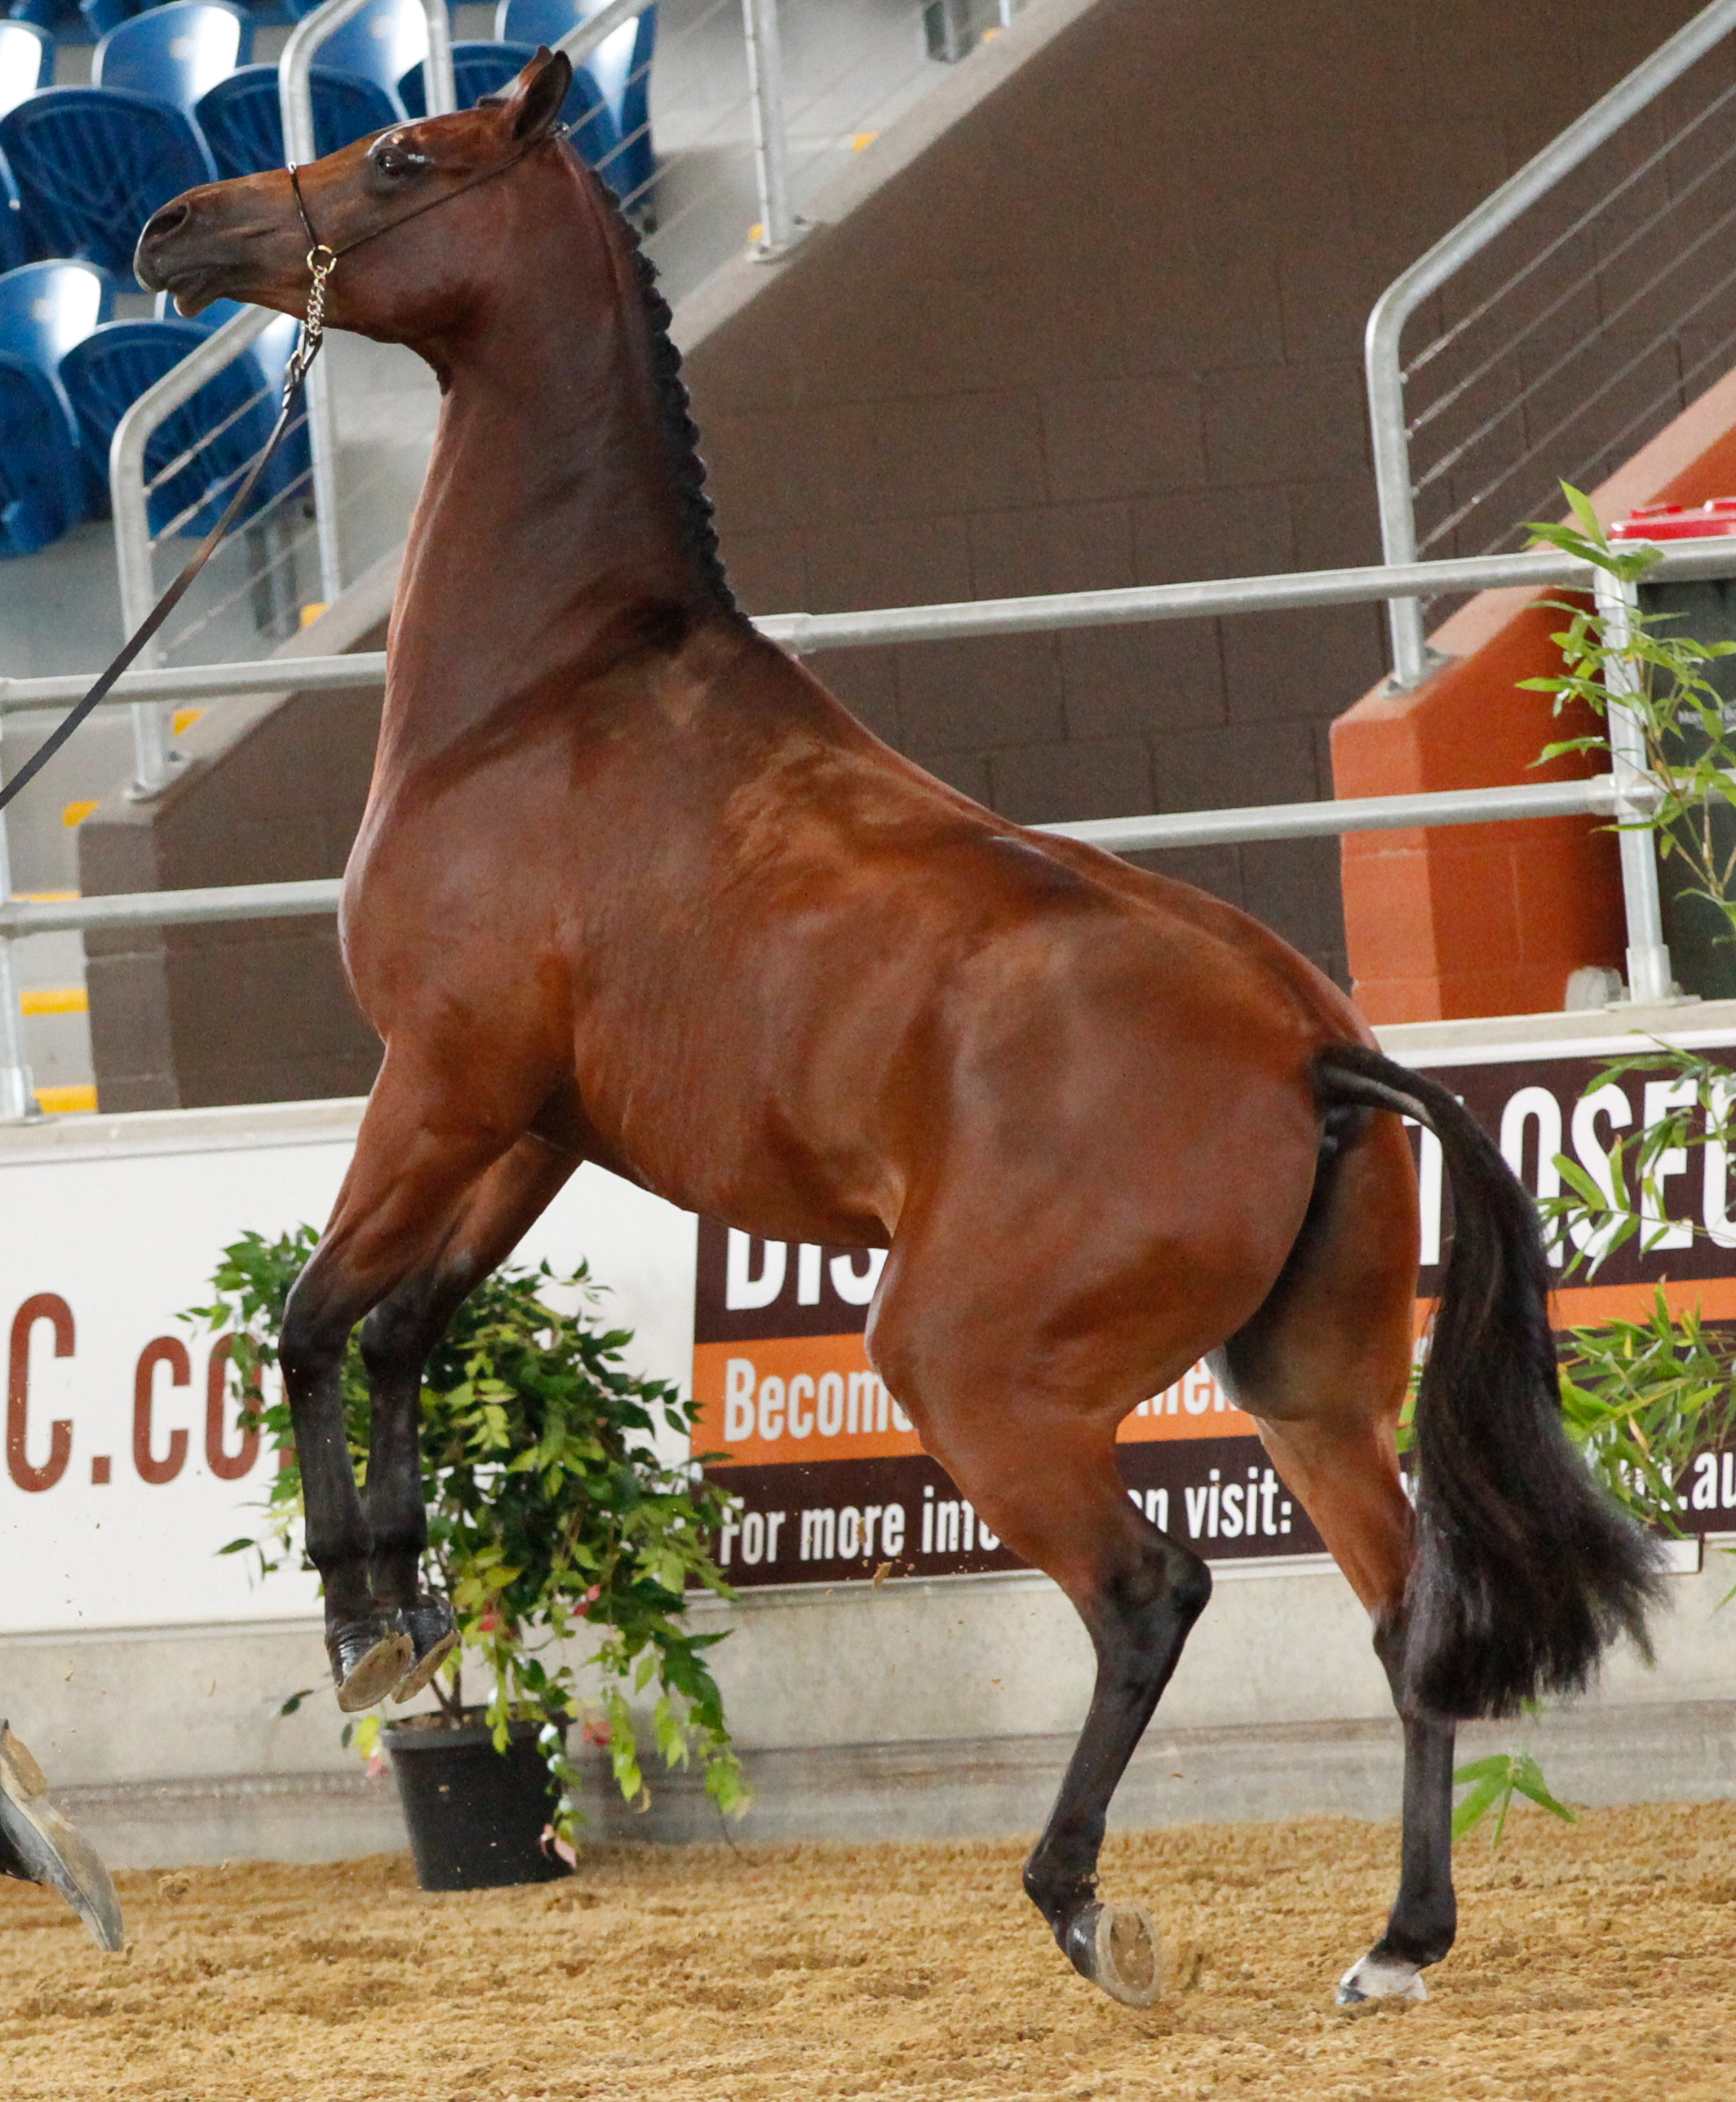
[383,204,712,755]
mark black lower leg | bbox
[279,1342,372,1623]
[359,1303,433,1615]
[1339,1624,1458,2001]
[280,1277,406,1705]
[1023,1535,1211,1995]
[1374,1706,1458,1967]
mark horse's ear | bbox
[498,47,571,139]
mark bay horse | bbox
[135,51,1659,2009]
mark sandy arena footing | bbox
[2,1799,1734,2100]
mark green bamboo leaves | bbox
[1450,1752,1578,1848]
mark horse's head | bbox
[135,48,574,344]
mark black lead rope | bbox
[0,122,566,818]
[0,245,334,816]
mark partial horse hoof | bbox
[0,1723,125,1951]
[389,1596,459,1703]
[330,1620,414,1713]
[1065,1900,1164,2008]
[1335,1952,1428,2010]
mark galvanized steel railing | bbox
[109,305,283,800]
[1366,0,1736,690]
[1,532,1724,1120]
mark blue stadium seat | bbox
[0,255,115,367]
[0,17,50,118]
[0,149,26,273]
[397,38,538,120]
[79,0,140,42]
[0,352,86,552]
[497,0,654,202]
[60,310,307,536]
[0,86,216,273]
[153,285,241,325]
[0,256,112,552]
[93,2,249,113]
[196,60,396,176]
[5,0,63,33]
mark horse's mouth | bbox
[134,203,279,309]
[141,262,228,315]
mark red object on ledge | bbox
[1610,498,1736,541]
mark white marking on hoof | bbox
[1335,1952,1427,2010]
[1086,1902,1165,2008]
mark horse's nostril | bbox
[142,199,193,248]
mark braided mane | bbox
[591,165,740,617]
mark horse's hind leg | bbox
[870,1303,1211,2006]
[358,1131,580,1701]
[1016,1454,1211,2005]
[1218,1108,1455,2007]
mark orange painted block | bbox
[1348,975,1449,1024]
[1341,850,1437,985]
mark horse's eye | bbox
[372,138,429,180]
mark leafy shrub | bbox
[191,1227,745,1842]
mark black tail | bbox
[1313,1041,1663,1719]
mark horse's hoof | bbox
[329,1620,413,1713]
[0,1723,124,1951]
[389,1595,459,1703]
[1065,1900,1164,2008]
[1335,1952,1428,2010]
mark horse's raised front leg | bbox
[358,1131,582,1702]
[280,1055,542,1708]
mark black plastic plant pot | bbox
[383,1714,571,1892]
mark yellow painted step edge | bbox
[20,988,87,1016]
[33,1084,96,1114]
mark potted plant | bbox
[191,1228,744,1889]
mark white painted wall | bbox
[0,1101,696,1635]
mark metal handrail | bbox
[6,526,1724,1122]
[108,305,279,799]
[1364,0,1736,690]
[554,0,652,73]
[281,0,456,605]
[0,775,1646,941]
[740,0,799,257]
[11,531,1736,718]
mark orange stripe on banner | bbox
[693,1336,1258,1467]
[1547,1276,1736,1325]
[1412,1278,1736,1336]
[693,1335,918,1463]
[699,1281,1736,1474]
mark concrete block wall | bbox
[78,557,395,1110]
[678,0,1706,997]
[15,1547,1736,1866]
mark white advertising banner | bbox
[9,1007,1736,1637]
[0,1104,696,1636]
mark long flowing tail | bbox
[1312,1041,1664,1719]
